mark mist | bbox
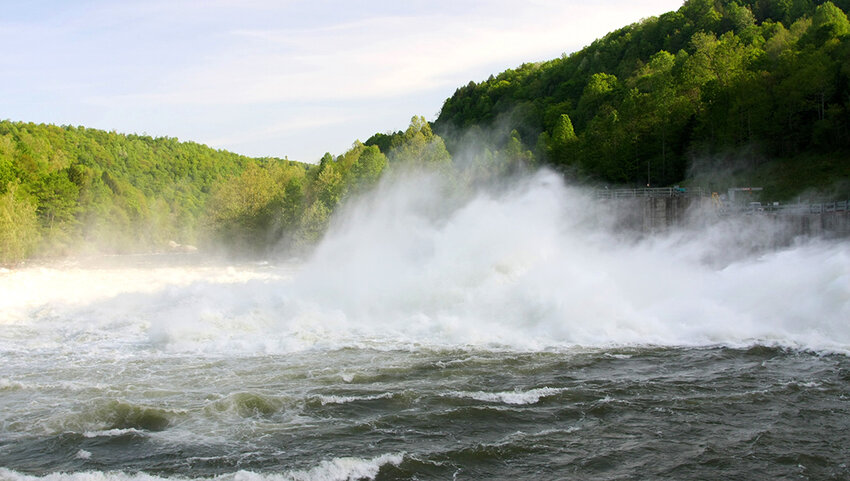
[3,167,847,355]
[292,168,849,351]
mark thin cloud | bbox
[100,2,679,107]
[2,0,684,159]
[206,114,355,150]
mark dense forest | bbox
[0,121,291,262]
[3,0,850,264]
[434,0,850,193]
[0,117,452,264]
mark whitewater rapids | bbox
[2,170,847,355]
[1,170,849,480]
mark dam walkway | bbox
[594,187,850,238]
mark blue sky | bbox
[1,0,683,163]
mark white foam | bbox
[283,170,850,353]
[315,392,395,405]
[0,263,284,325]
[0,453,404,481]
[0,378,25,390]
[448,387,564,405]
[1,170,848,356]
[249,453,404,481]
[82,428,145,438]
[0,469,164,481]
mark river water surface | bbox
[2,172,849,480]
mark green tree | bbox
[681,0,723,31]
[389,116,452,165]
[296,200,331,246]
[0,184,40,264]
[503,130,535,171]
[634,50,690,183]
[32,170,80,230]
[810,1,850,44]
[577,73,619,125]
[350,145,387,191]
[281,177,305,229]
[550,114,578,166]
[205,162,287,251]
[315,162,345,210]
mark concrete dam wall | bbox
[598,189,850,240]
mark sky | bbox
[1,0,684,163]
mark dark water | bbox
[2,173,849,480]
[2,346,848,480]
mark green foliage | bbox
[206,162,285,252]
[32,169,80,229]
[681,0,723,32]
[350,145,388,191]
[281,178,305,228]
[810,1,850,42]
[0,120,314,261]
[364,131,401,154]
[503,130,535,170]
[0,184,40,264]
[7,0,849,262]
[434,0,850,187]
[550,114,578,166]
[315,162,345,209]
[297,200,331,246]
[389,116,453,166]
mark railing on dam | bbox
[730,200,849,215]
[595,187,708,199]
[595,187,848,217]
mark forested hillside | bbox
[0,121,296,262]
[0,117,449,264]
[5,0,850,264]
[434,0,850,191]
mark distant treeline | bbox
[0,120,284,262]
[0,118,458,264]
[434,0,850,187]
[5,0,850,263]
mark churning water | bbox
[2,171,849,480]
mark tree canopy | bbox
[0,121,313,262]
[5,0,850,263]
[435,0,850,187]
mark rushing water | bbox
[2,172,849,480]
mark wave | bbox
[0,453,404,481]
[1,170,848,355]
[312,392,397,406]
[447,387,564,405]
[28,401,179,436]
[81,428,146,439]
[207,392,284,418]
[0,378,25,391]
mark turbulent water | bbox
[2,171,849,480]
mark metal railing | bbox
[595,188,848,217]
[731,200,850,215]
[595,187,707,199]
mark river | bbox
[2,171,848,480]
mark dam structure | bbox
[596,187,850,239]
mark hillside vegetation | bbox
[434,0,850,192]
[5,0,850,263]
[0,117,450,264]
[0,121,290,261]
